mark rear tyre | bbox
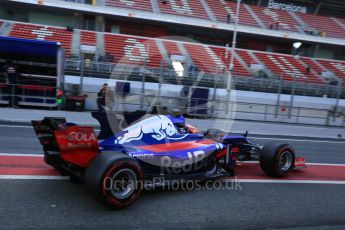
[84,152,143,209]
[259,141,295,177]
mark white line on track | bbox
[0,175,67,180]
[0,124,32,128]
[222,178,345,185]
[306,162,345,167]
[237,160,345,167]
[2,176,343,184]
[0,153,43,157]
[252,136,345,144]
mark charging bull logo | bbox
[115,115,177,144]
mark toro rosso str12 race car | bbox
[32,114,305,209]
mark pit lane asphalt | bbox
[0,180,344,230]
[0,124,345,230]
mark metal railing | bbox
[65,59,345,99]
[100,92,345,127]
[65,58,345,126]
[0,83,57,108]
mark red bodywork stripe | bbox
[216,149,227,158]
[137,139,216,153]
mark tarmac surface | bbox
[0,124,345,229]
[1,180,345,230]
[0,110,344,230]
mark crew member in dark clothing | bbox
[227,13,231,24]
[2,60,19,107]
[97,83,114,111]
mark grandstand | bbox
[0,0,344,106]
[1,20,342,80]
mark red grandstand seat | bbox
[104,33,163,67]
[317,59,345,80]
[338,18,345,28]
[163,40,183,57]
[206,0,258,27]
[253,51,324,83]
[248,4,300,32]
[300,57,326,76]
[209,46,251,77]
[80,30,97,46]
[158,0,209,20]
[236,49,258,66]
[183,43,227,73]
[9,23,73,57]
[296,13,345,38]
[105,0,152,11]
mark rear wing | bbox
[32,117,99,167]
[31,117,67,152]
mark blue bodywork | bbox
[98,115,235,177]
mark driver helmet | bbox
[185,124,200,134]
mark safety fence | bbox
[80,88,345,127]
[65,59,345,99]
[0,83,57,107]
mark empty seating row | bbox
[163,40,183,56]
[158,0,209,19]
[296,13,345,38]
[9,23,73,57]
[105,0,152,11]
[4,20,345,84]
[300,57,326,76]
[253,51,325,84]
[184,43,224,73]
[318,59,345,80]
[102,0,344,38]
[209,46,250,77]
[104,33,163,67]
[206,0,258,27]
[249,4,300,33]
[80,30,97,46]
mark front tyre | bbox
[259,141,295,177]
[84,152,143,209]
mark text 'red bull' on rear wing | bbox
[32,118,99,167]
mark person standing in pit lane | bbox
[2,60,19,108]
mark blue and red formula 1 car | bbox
[32,114,305,209]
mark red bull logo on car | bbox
[114,115,178,144]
